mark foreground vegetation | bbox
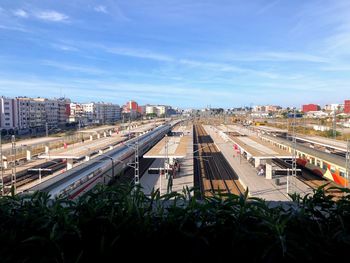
[0,184,349,262]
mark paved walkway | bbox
[204,125,313,201]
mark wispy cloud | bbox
[13,9,28,18]
[221,51,327,63]
[41,61,106,75]
[51,43,79,52]
[104,46,174,62]
[0,24,29,32]
[34,10,69,22]
[179,59,245,73]
[257,0,280,14]
[94,5,108,14]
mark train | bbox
[296,158,348,187]
[27,122,177,199]
[260,134,348,187]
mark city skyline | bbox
[0,0,350,107]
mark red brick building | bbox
[345,100,350,114]
[302,104,320,112]
[123,100,138,113]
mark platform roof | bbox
[254,126,288,133]
[39,135,125,159]
[1,137,61,152]
[262,135,346,168]
[228,135,292,159]
[144,135,190,159]
[295,135,347,152]
[78,126,116,133]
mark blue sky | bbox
[0,0,349,108]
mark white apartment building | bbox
[80,102,121,124]
[16,97,46,130]
[0,97,18,130]
[145,105,169,116]
[1,97,71,132]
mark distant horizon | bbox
[1,93,347,110]
[1,0,349,107]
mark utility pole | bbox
[287,109,297,195]
[333,110,337,139]
[346,140,350,188]
[128,115,131,140]
[11,135,16,194]
[164,134,172,194]
[291,109,297,194]
[45,122,48,137]
[0,133,4,196]
[134,138,139,187]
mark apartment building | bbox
[0,97,18,130]
[145,105,170,117]
[72,102,121,124]
[0,97,71,133]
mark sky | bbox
[0,0,349,108]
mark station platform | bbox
[204,125,312,201]
[140,125,193,195]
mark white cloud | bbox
[34,10,68,22]
[94,5,108,14]
[13,9,28,18]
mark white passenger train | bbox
[28,122,177,199]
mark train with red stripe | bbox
[296,157,348,187]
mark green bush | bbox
[0,184,349,262]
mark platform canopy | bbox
[143,136,190,159]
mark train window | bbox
[316,160,321,167]
[340,170,346,177]
[330,166,336,173]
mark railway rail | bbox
[193,124,244,197]
[1,160,67,192]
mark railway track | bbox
[193,124,244,197]
[1,160,66,193]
